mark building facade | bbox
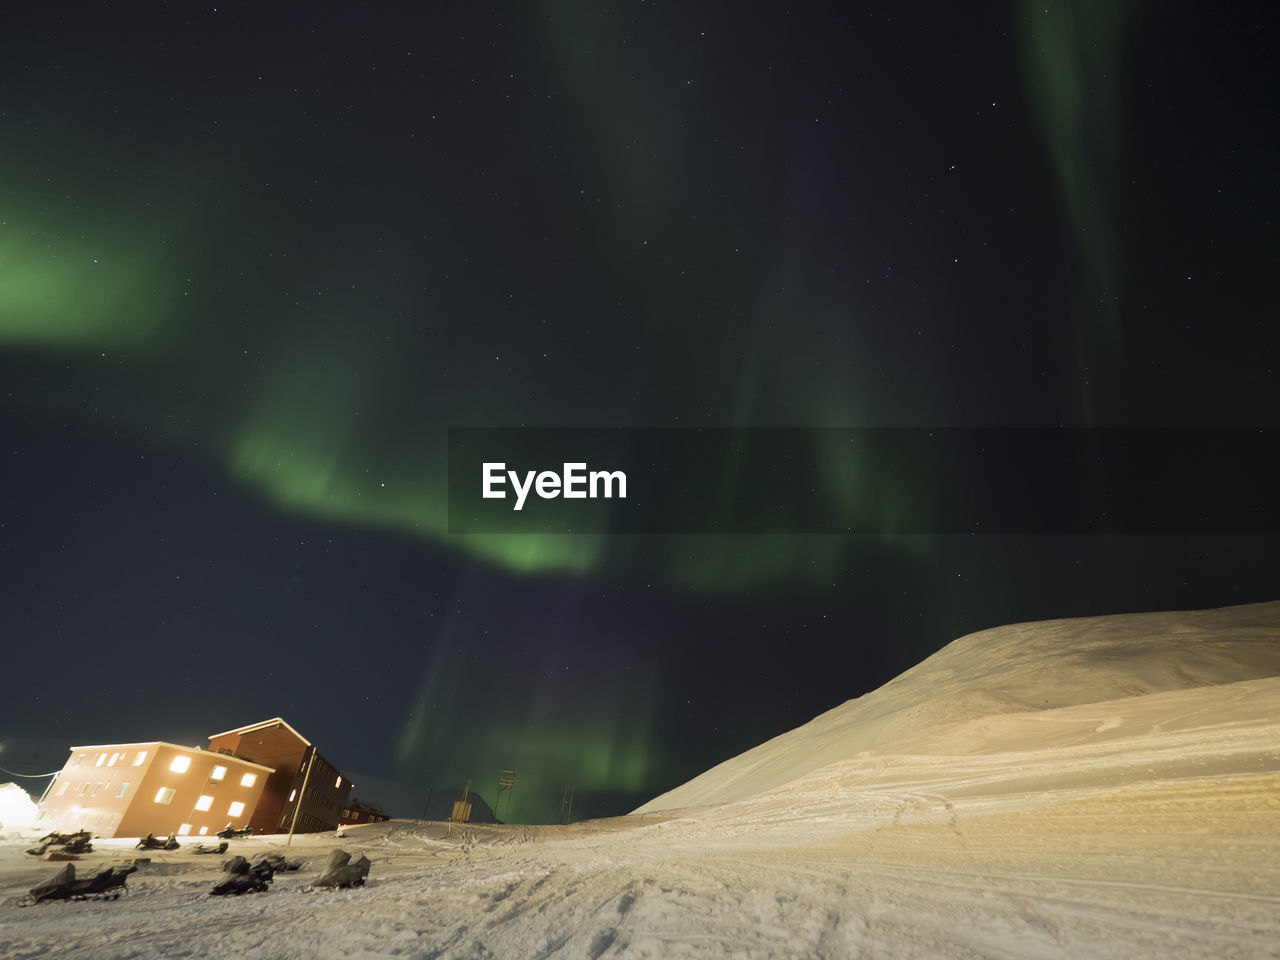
[207,718,351,834]
[339,799,390,826]
[38,741,272,839]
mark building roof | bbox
[66,741,275,772]
[207,717,312,746]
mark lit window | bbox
[335,776,342,788]
[91,783,103,796]
[228,801,245,817]
[108,752,120,767]
[211,765,227,781]
[115,783,130,798]
[177,823,192,835]
[195,795,213,811]
[198,826,208,835]
[240,773,256,787]
[133,751,148,766]
[155,787,176,804]
[288,789,296,802]
[95,754,106,766]
[74,754,85,766]
[56,780,69,796]
[79,782,90,796]
[169,755,191,773]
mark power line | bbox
[0,764,61,779]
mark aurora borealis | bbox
[2,3,1277,822]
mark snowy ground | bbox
[2,603,1278,958]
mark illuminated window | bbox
[240,773,257,787]
[74,754,85,766]
[211,765,227,781]
[342,809,350,818]
[91,783,103,796]
[198,826,208,835]
[95,754,106,767]
[155,787,176,804]
[56,780,69,796]
[335,776,343,788]
[288,789,296,802]
[227,801,245,817]
[169,755,191,773]
[133,751,148,766]
[177,823,192,835]
[108,752,120,767]
[195,795,213,811]
[79,782,90,796]
[115,782,130,798]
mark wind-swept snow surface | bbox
[637,600,1280,813]
[2,602,1278,958]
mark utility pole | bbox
[286,748,317,847]
[495,769,518,824]
[559,785,575,825]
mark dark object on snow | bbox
[313,848,370,889]
[28,831,93,856]
[38,830,92,847]
[18,862,137,906]
[72,864,136,900]
[216,824,253,840]
[221,854,251,875]
[22,862,75,904]
[192,841,229,855]
[210,854,275,896]
[136,833,180,851]
[253,852,302,873]
[62,833,94,854]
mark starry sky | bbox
[2,2,1277,823]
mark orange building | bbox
[207,718,351,834]
[38,741,272,839]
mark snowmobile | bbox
[311,848,370,889]
[216,824,253,840]
[26,830,93,856]
[209,854,275,896]
[136,833,180,851]
[252,852,303,873]
[18,862,137,906]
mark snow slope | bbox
[1,601,1277,959]
[635,600,1280,813]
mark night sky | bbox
[2,2,1277,823]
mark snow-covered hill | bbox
[635,601,1280,812]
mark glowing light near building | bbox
[169,755,191,773]
[0,784,39,830]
